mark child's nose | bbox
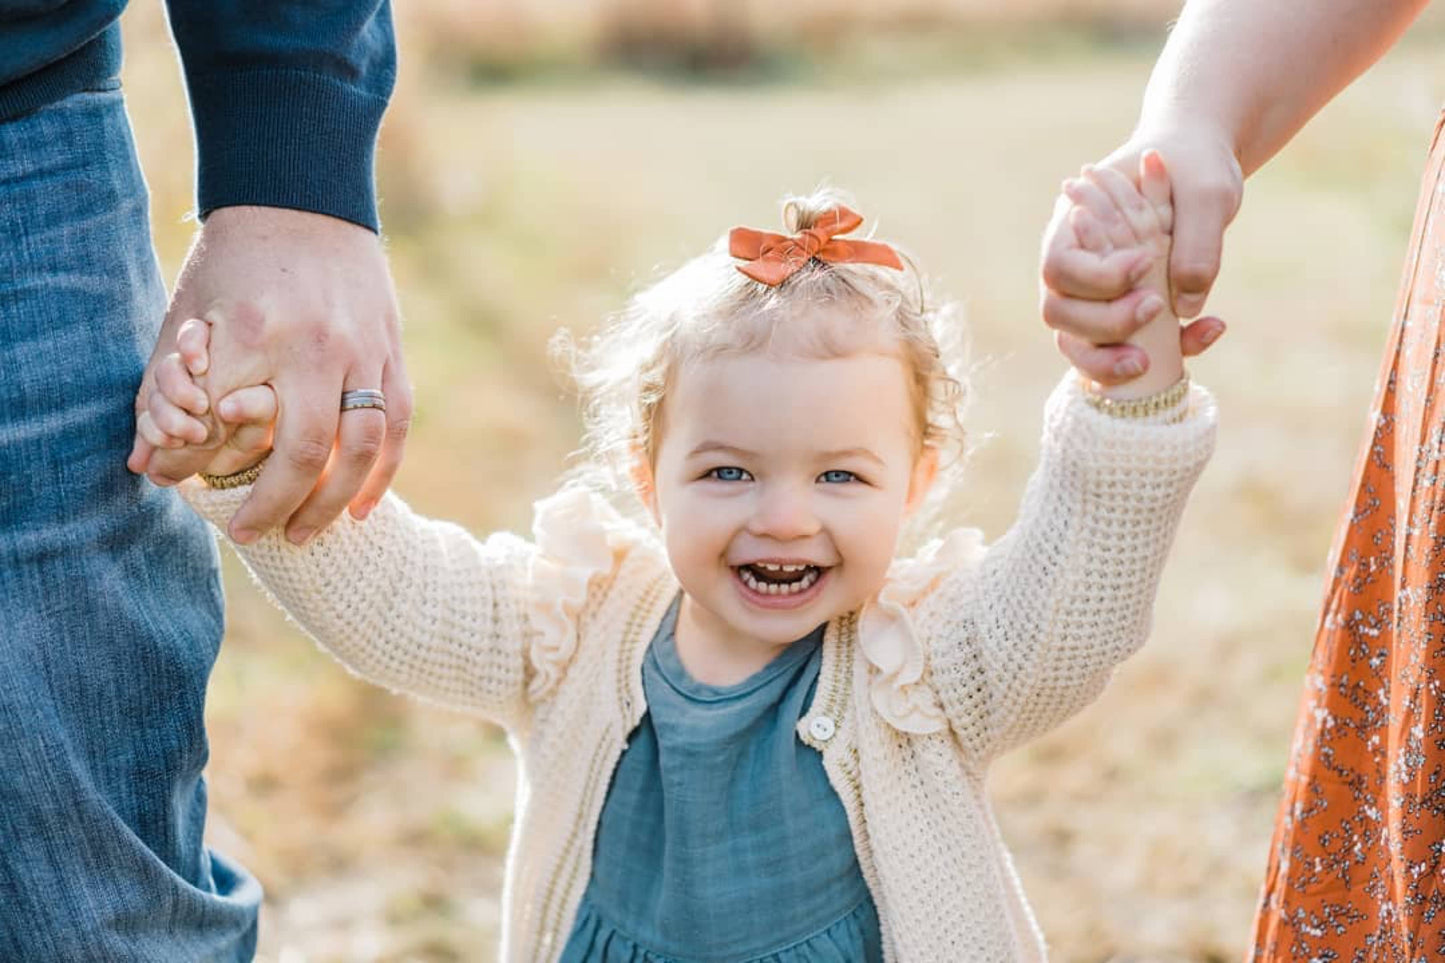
[748,484,821,541]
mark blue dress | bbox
[558,594,883,963]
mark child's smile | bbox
[638,348,937,675]
[733,559,829,607]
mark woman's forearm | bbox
[1139,0,1429,176]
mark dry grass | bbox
[115,4,1445,960]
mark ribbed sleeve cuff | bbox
[185,69,387,232]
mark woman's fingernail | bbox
[232,528,257,545]
[353,501,375,520]
[1136,295,1164,323]
[1115,358,1144,379]
[288,527,315,545]
[1201,325,1223,346]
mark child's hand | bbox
[133,318,278,480]
[1058,150,1186,397]
[1063,151,1173,303]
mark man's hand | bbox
[1040,123,1243,384]
[128,206,412,545]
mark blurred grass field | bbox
[118,3,1445,960]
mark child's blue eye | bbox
[707,466,752,482]
[818,470,857,484]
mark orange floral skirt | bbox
[1251,110,1445,960]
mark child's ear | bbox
[629,444,661,525]
[905,446,940,515]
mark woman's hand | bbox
[1041,124,1242,385]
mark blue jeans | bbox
[0,86,260,959]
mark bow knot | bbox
[728,206,903,286]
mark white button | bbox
[809,716,836,741]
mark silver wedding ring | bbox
[340,389,386,413]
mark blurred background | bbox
[118,2,1445,960]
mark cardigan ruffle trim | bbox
[860,527,987,734]
[526,486,650,701]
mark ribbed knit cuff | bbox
[186,69,387,232]
[0,27,122,124]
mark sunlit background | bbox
[115,3,1445,960]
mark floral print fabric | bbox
[1252,109,1445,960]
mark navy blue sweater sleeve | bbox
[164,1,397,232]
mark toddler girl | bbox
[140,160,1215,961]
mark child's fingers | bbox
[156,352,209,415]
[148,389,210,445]
[1139,149,1174,234]
[1069,207,1112,256]
[217,384,279,425]
[177,317,212,376]
[135,410,186,450]
[1063,175,1133,251]
[1083,165,1159,243]
[1043,245,1152,299]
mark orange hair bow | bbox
[728,206,904,286]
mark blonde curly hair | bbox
[551,188,971,540]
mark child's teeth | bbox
[738,565,821,596]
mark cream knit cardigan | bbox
[182,375,1216,962]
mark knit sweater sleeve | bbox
[922,374,1217,762]
[178,482,625,733]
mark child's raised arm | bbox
[143,321,630,734]
[908,157,1215,761]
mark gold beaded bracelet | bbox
[1082,373,1191,422]
[199,456,268,490]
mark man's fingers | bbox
[1180,316,1226,357]
[349,359,413,520]
[228,374,344,545]
[1055,330,1152,386]
[1042,287,1163,344]
[283,370,389,543]
[228,419,276,462]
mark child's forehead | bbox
[664,350,916,452]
